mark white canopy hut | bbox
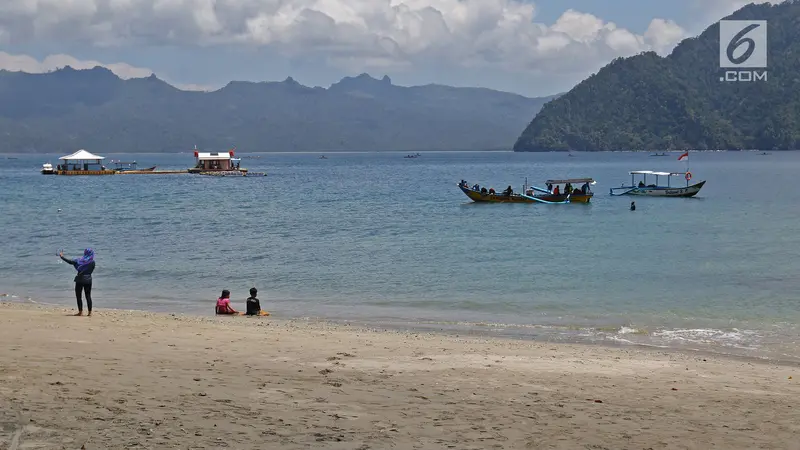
[58,149,106,171]
[59,149,105,161]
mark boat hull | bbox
[611,180,706,197]
[188,168,248,174]
[459,186,591,203]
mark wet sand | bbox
[1,302,798,449]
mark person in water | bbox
[245,287,269,316]
[215,289,239,315]
[630,201,636,211]
[59,248,95,316]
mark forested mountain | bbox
[514,1,800,152]
[0,69,556,153]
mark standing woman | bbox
[59,248,95,316]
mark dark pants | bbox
[75,282,92,312]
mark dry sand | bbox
[1,302,799,450]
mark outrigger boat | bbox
[111,161,157,172]
[457,177,595,204]
[532,178,595,203]
[609,171,705,197]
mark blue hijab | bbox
[76,248,95,272]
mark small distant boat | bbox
[404,153,422,159]
[650,152,668,157]
[41,162,56,175]
[760,152,771,155]
[319,155,328,159]
[609,171,705,197]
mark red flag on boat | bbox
[678,152,689,161]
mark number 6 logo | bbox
[719,20,767,69]
[727,23,760,65]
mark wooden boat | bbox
[112,161,157,172]
[609,171,705,197]
[533,178,595,203]
[457,177,595,204]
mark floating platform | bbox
[197,170,264,177]
[56,170,116,176]
[118,170,189,175]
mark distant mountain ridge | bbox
[514,1,800,152]
[0,67,557,153]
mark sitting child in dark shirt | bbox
[245,287,270,316]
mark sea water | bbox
[1,151,798,361]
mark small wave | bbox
[652,328,762,350]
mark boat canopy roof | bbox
[197,152,232,160]
[545,178,596,184]
[629,170,687,176]
[59,149,105,161]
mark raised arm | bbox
[59,251,76,266]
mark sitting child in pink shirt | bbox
[215,289,239,315]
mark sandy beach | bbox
[1,302,798,450]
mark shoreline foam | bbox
[3,293,799,364]
[2,302,799,449]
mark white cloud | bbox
[0,51,217,91]
[0,0,688,78]
[644,19,687,54]
[689,0,779,28]
[0,51,153,79]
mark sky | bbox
[0,0,777,97]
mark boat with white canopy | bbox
[609,170,705,197]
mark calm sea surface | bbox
[1,151,798,361]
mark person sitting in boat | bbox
[472,184,480,191]
[481,187,488,194]
[546,183,553,192]
[488,188,495,194]
[565,183,572,194]
[553,185,560,195]
[245,287,269,316]
[581,182,590,194]
[215,289,239,315]
[638,181,645,187]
